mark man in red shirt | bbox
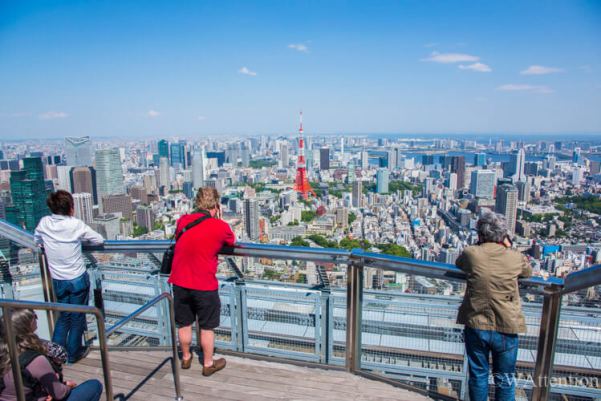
[168,187,235,376]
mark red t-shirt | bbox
[168,212,236,291]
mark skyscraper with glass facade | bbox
[95,148,124,197]
[6,157,49,231]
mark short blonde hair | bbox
[195,187,220,211]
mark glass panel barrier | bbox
[548,292,601,401]
[0,234,52,339]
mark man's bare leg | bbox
[201,328,215,367]
[178,325,193,361]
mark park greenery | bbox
[249,159,277,169]
[132,224,148,237]
[301,210,317,222]
[303,234,412,257]
[556,195,601,215]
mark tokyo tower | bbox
[294,111,315,199]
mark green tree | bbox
[290,236,310,247]
[348,212,357,225]
[377,243,412,258]
[132,224,148,238]
[301,210,317,222]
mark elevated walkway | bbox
[65,350,431,401]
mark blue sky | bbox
[0,0,600,138]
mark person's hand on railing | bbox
[65,380,77,388]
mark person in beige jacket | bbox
[456,212,532,401]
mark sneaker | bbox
[181,355,193,370]
[202,358,226,377]
[68,346,90,364]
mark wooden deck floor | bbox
[63,350,431,401]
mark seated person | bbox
[0,309,103,401]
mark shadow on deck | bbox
[63,350,432,401]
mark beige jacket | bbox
[456,242,532,334]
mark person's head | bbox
[47,190,74,216]
[476,212,509,244]
[0,309,46,375]
[194,187,221,216]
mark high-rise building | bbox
[470,170,496,199]
[243,198,260,241]
[64,136,92,166]
[335,207,349,228]
[101,194,133,219]
[70,166,97,205]
[352,181,363,208]
[449,156,466,189]
[515,180,530,204]
[159,157,170,190]
[6,157,49,231]
[495,184,518,234]
[56,165,73,192]
[95,148,124,197]
[135,205,155,230]
[129,186,148,205]
[361,151,369,169]
[591,161,601,175]
[170,141,186,168]
[192,148,206,189]
[447,172,457,192]
[279,143,289,168]
[376,169,389,194]
[474,153,487,167]
[158,140,169,159]
[505,149,526,182]
[320,148,330,170]
[73,193,93,224]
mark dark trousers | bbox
[464,326,519,401]
[52,272,90,362]
[66,379,103,401]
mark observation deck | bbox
[64,350,429,401]
[1,219,600,401]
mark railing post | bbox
[234,279,247,353]
[319,289,331,364]
[532,285,562,401]
[166,295,184,401]
[93,308,114,401]
[345,258,363,373]
[2,307,26,401]
[38,249,56,334]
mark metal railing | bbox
[2,218,601,400]
[0,292,182,401]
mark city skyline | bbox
[1,1,601,138]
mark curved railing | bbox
[2,219,601,401]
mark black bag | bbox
[160,213,212,275]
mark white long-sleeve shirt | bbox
[34,214,104,280]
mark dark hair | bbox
[47,190,74,216]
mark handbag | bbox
[160,212,212,275]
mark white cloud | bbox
[496,84,554,94]
[288,43,309,53]
[459,62,492,72]
[38,111,68,120]
[239,66,257,76]
[422,51,480,64]
[520,65,564,75]
[147,110,160,118]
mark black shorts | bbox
[173,285,221,330]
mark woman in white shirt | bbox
[34,190,104,363]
